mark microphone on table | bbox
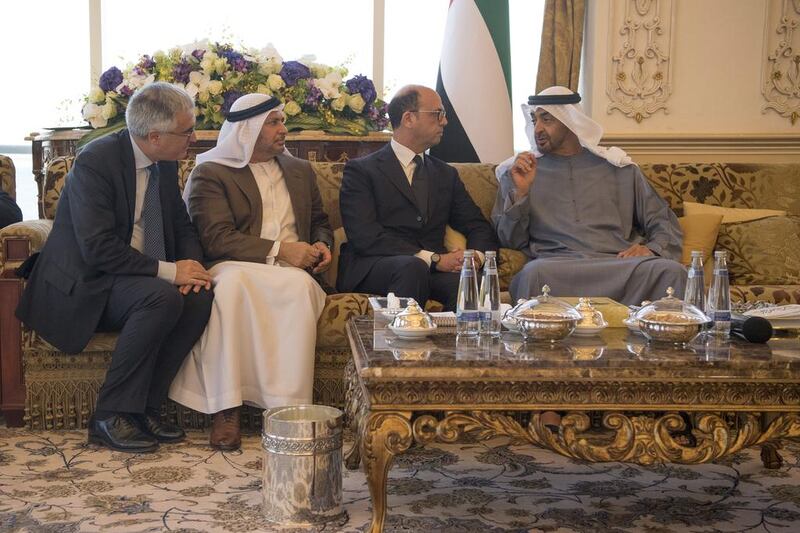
[730,313,773,343]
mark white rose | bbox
[259,44,283,64]
[101,101,118,120]
[331,95,347,112]
[88,87,105,103]
[207,80,223,95]
[315,71,342,99]
[267,73,285,91]
[283,101,301,116]
[347,93,366,114]
[82,103,107,128]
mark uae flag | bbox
[430,0,513,163]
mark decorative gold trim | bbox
[762,0,800,124]
[365,380,800,411]
[410,411,800,466]
[607,0,675,122]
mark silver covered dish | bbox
[388,300,437,338]
[504,285,581,342]
[633,287,710,344]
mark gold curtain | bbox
[535,0,586,92]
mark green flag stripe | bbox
[475,0,511,100]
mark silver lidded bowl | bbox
[388,300,436,330]
[633,287,710,344]
[504,285,581,342]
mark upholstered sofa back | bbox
[41,157,800,222]
[0,155,15,200]
[38,156,800,303]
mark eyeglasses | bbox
[413,109,447,121]
[160,128,195,139]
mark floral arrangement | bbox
[81,41,388,144]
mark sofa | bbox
[1,155,798,430]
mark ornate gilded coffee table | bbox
[343,316,800,532]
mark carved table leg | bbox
[361,411,412,533]
[343,359,364,470]
[761,442,783,469]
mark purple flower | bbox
[191,49,205,61]
[345,75,377,104]
[137,55,156,71]
[216,44,251,73]
[367,103,389,129]
[304,84,323,107]
[119,85,134,98]
[221,90,244,116]
[172,59,194,84]
[280,61,312,87]
[99,67,123,92]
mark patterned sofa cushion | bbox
[640,163,800,216]
[716,216,800,286]
[1,154,15,199]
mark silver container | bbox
[632,287,710,344]
[504,285,582,342]
[262,405,347,526]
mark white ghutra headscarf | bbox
[497,86,633,179]
[194,93,285,169]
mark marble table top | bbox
[348,316,800,382]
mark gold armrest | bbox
[0,219,53,275]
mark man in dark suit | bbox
[16,82,214,453]
[337,85,498,310]
[0,189,22,228]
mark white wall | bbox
[582,0,800,162]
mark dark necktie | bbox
[411,155,429,219]
[142,163,166,261]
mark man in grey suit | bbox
[16,83,214,453]
[170,94,332,451]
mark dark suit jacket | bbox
[16,129,204,354]
[0,190,22,228]
[337,143,498,292]
[185,154,333,268]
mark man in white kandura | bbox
[169,93,332,450]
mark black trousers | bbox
[95,275,213,414]
[353,255,461,311]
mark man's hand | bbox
[277,241,321,269]
[436,250,465,273]
[311,242,332,274]
[617,244,654,258]
[174,259,212,290]
[510,152,536,201]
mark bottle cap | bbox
[463,249,475,257]
[691,250,703,257]
[714,250,727,258]
[485,250,496,258]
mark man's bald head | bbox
[388,85,428,129]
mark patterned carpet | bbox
[1,427,800,532]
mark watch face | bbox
[431,253,440,263]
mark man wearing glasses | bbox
[338,84,497,310]
[17,82,214,453]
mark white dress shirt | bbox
[249,159,299,264]
[129,136,176,283]
[389,139,483,268]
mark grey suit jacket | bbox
[185,153,333,269]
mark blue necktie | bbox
[142,163,166,261]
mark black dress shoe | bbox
[136,414,185,443]
[88,414,159,453]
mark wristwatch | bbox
[430,253,441,272]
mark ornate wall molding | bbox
[762,0,800,124]
[606,0,676,123]
[599,133,800,162]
